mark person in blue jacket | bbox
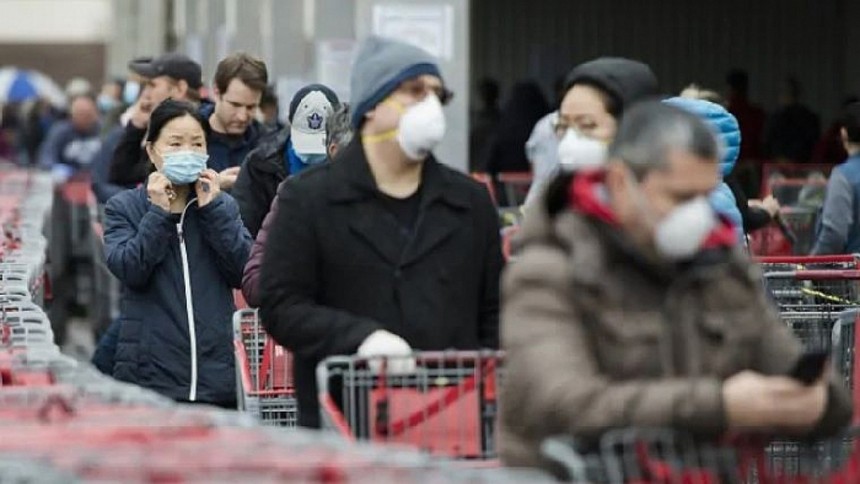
[663,97,745,245]
[102,99,252,407]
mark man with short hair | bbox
[259,36,502,428]
[108,53,203,188]
[203,52,268,189]
[233,83,339,236]
[501,101,851,474]
[812,102,860,254]
[39,95,102,182]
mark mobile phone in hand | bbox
[790,351,829,385]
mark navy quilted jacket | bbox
[103,186,251,405]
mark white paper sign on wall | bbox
[372,4,454,61]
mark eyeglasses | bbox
[397,80,454,105]
[552,118,599,139]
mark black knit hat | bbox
[564,57,658,114]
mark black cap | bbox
[565,57,659,114]
[128,53,203,89]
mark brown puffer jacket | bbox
[499,194,853,473]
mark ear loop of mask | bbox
[361,98,406,144]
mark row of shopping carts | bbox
[232,253,860,482]
[0,167,548,483]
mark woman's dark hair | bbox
[146,99,206,143]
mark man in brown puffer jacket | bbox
[500,101,852,474]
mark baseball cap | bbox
[129,53,203,89]
[289,84,340,155]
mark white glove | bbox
[357,330,416,375]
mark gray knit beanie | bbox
[350,36,442,128]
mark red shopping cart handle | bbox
[756,255,859,264]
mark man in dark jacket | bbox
[241,103,352,307]
[38,95,102,182]
[108,52,267,191]
[200,52,268,189]
[501,102,851,474]
[233,84,339,236]
[259,36,502,428]
[108,53,204,188]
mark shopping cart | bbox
[756,255,860,272]
[754,255,860,420]
[232,309,297,427]
[757,258,860,333]
[317,351,503,460]
[542,426,860,483]
[497,171,533,207]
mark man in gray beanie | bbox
[259,36,502,428]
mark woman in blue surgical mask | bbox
[99,99,252,407]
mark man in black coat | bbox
[259,36,502,428]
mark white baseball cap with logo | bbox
[290,90,336,155]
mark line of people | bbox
[67,35,852,478]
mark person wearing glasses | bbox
[523,57,659,207]
[258,36,502,428]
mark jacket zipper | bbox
[177,198,198,402]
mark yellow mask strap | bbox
[361,98,406,144]
[362,129,398,144]
[382,98,406,114]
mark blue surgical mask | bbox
[123,81,140,105]
[97,94,119,113]
[295,151,328,165]
[160,151,209,185]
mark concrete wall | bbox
[472,0,855,123]
[161,0,471,171]
[0,0,112,86]
[0,0,111,43]
[106,0,168,79]
[0,44,106,88]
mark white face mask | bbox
[396,94,446,161]
[557,128,608,171]
[653,196,717,260]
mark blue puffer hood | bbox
[662,97,741,178]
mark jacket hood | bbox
[663,97,741,178]
[564,57,659,113]
[197,98,215,115]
